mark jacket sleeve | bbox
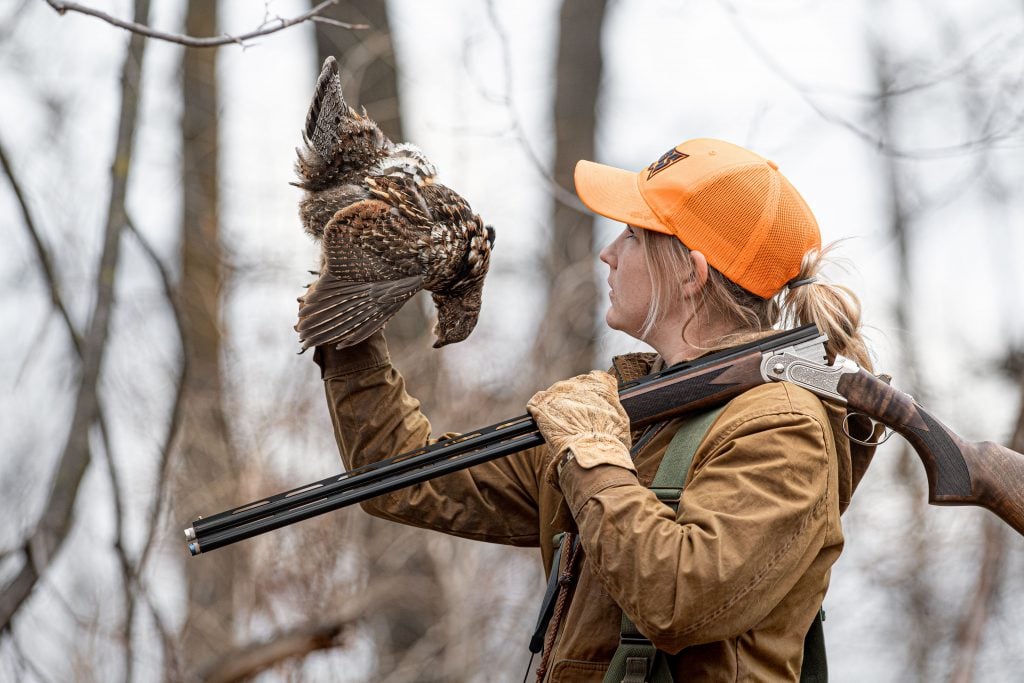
[315,331,543,546]
[557,383,834,653]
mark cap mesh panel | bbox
[740,175,818,294]
[684,166,774,271]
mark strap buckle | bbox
[619,634,654,646]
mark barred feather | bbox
[294,56,495,350]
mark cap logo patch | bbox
[646,148,689,180]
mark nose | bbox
[599,239,616,269]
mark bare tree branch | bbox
[200,573,438,682]
[93,410,137,682]
[7,631,50,682]
[477,2,588,214]
[720,0,1024,159]
[1,113,178,683]
[42,0,367,48]
[0,0,33,43]
[200,620,352,683]
[948,516,1007,683]
[137,577,180,679]
[0,135,82,356]
[867,28,944,682]
[96,215,187,682]
[529,0,606,379]
[949,351,1024,681]
[2,123,152,683]
[124,217,189,580]
[310,15,362,31]
[0,0,152,634]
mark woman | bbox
[313,138,878,682]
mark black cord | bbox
[521,651,536,683]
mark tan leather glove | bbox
[526,370,635,489]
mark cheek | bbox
[620,258,653,308]
[608,276,652,332]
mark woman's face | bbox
[599,225,653,339]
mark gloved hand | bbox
[526,370,635,488]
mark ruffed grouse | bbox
[293,56,494,351]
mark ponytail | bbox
[779,244,873,371]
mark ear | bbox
[682,250,710,297]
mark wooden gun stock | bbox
[837,369,1024,535]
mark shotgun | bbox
[184,325,1024,555]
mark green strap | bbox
[648,407,727,511]
[604,409,723,683]
[606,406,829,682]
[800,609,828,683]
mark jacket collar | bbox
[610,352,661,383]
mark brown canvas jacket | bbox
[315,332,875,682]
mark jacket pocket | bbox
[548,658,609,683]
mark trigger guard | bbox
[842,412,892,447]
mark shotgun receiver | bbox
[185,325,1024,555]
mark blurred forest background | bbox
[2,0,1024,681]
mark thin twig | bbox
[869,28,939,679]
[124,217,189,578]
[948,341,1024,680]
[310,15,361,30]
[0,136,82,356]
[720,0,1024,159]
[137,577,179,679]
[8,632,51,683]
[42,0,367,48]
[95,409,136,682]
[0,0,33,43]
[479,1,588,214]
[948,516,1007,683]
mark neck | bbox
[646,314,738,366]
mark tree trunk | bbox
[0,0,151,636]
[311,3,445,680]
[532,0,607,380]
[175,0,240,672]
[869,33,938,682]
[312,0,435,362]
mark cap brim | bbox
[573,160,671,235]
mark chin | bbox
[606,311,642,339]
[605,309,621,331]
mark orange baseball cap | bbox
[574,138,821,298]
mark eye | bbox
[625,226,636,239]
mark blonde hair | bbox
[637,230,872,370]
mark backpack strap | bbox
[648,407,726,512]
[801,608,828,683]
[604,408,724,683]
[605,405,829,683]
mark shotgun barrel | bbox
[185,324,823,555]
